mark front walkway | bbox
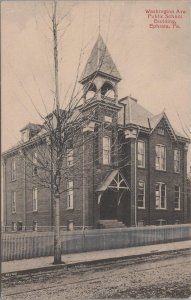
[2,240,191,274]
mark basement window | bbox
[68,220,74,231]
[33,221,38,231]
[11,222,17,232]
[155,219,167,226]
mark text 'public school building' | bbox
[2,35,190,231]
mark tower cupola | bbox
[80,35,121,103]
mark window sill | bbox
[12,212,16,214]
[155,169,166,172]
[138,166,145,169]
[66,208,74,211]
[174,171,180,174]
[138,207,146,210]
[155,208,167,210]
[174,208,181,211]
[33,210,38,213]
[11,179,17,182]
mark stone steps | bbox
[97,219,126,229]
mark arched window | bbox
[85,83,97,100]
[101,82,115,99]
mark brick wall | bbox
[2,108,189,231]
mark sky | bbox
[1,0,191,168]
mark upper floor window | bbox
[11,191,16,213]
[174,149,180,173]
[11,158,16,181]
[104,116,112,123]
[67,149,74,167]
[137,181,145,208]
[138,141,145,168]
[174,185,180,210]
[158,127,165,135]
[32,187,38,211]
[155,145,166,171]
[67,180,74,209]
[32,152,38,175]
[155,182,166,209]
[103,136,111,165]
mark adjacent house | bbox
[2,35,190,231]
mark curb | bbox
[2,247,191,278]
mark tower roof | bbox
[80,34,121,83]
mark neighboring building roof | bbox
[80,34,121,83]
[20,122,42,132]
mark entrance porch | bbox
[96,170,131,227]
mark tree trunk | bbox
[53,192,61,264]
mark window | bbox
[33,221,38,231]
[33,152,38,175]
[67,149,73,167]
[103,136,111,165]
[137,181,145,208]
[137,220,144,227]
[155,219,167,226]
[155,183,166,209]
[138,141,145,168]
[11,222,17,231]
[158,127,165,135]
[155,145,166,171]
[11,158,16,180]
[11,191,16,213]
[67,181,73,209]
[68,220,74,231]
[174,149,180,173]
[104,116,112,123]
[32,187,38,211]
[174,185,180,210]
[17,221,23,231]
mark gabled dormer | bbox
[20,123,42,142]
[149,111,177,142]
[79,35,121,104]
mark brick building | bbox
[2,35,190,231]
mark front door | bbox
[100,190,117,220]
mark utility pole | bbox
[52,0,62,264]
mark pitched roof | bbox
[118,97,189,140]
[118,96,153,128]
[148,112,164,129]
[20,123,42,132]
[80,34,121,83]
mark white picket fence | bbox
[1,224,191,261]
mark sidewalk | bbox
[2,240,191,275]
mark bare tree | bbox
[10,0,131,264]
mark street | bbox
[2,249,191,299]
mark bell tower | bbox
[79,35,121,104]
